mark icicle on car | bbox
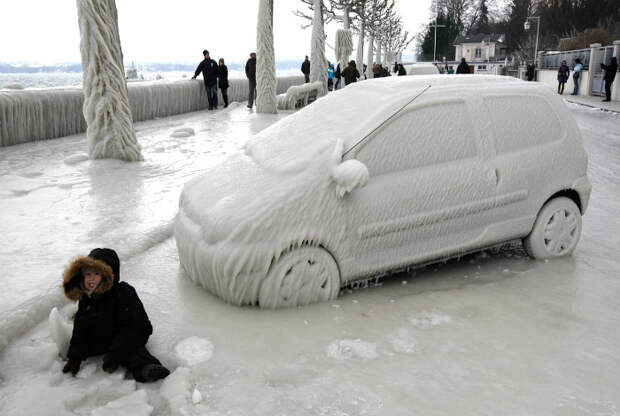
[174,75,591,308]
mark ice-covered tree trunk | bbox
[376,40,382,67]
[367,35,374,79]
[356,22,365,79]
[77,0,142,161]
[256,0,277,114]
[310,0,328,95]
[335,29,353,76]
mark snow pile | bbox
[77,0,143,161]
[277,81,323,110]
[170,127,195,138]
[326,339,378,360]
[48,303,77,359]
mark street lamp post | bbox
[524,16,540,66]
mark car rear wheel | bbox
[523,196,582,259]
[259,246,341,308]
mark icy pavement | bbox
[0,101,620,415]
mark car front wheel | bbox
[523,196,582,259]
[259,246,341,308]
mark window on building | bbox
[356,102,478,176]
[475,47,482,58]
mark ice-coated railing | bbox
[0,75,304,147]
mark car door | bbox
[338,96,497,280]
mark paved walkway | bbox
[564,94,620,113]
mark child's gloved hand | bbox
[62,360,81,376]
[102,353,119,373]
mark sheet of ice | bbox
[0,101,619,416]
[326,339,379,360]
[173,337,214,366]
[91,390,152,416]
[77,0,143,161]
[335,28,353,72]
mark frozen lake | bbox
[0,100,619,415]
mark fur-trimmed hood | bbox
[62,248,120,302]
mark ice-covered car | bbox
[175,75,590,308]
[406,64,441,75]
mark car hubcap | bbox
[543,208,579,255]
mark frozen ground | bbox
[0,100,619,415]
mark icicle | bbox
[256,0,277,114]
[76,0,143,161]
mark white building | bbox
[454,34,507,62]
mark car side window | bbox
[483,95,564,154]
[355,102,478,176]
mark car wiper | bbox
[342,84,432,158]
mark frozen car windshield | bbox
[245,81,426,173]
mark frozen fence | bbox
[0,75,304,147]
[540,49,590,69]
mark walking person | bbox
[61,248,170,383]
[245,52,257,109]
[557,60,569,94]
[600,56,618,102]
[192,50,219,110]
[571,58,583,95]
[341,60,360,86]
[327,61,334,91]
[218,58,229,108]
[334,63,342,90]
[301,55,311,83]
[456,57,470,74]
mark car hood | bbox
[178,148,338,245]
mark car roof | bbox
[246,75,525,172]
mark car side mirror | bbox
[331,159,369,199]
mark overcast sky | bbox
[0,0,432,64]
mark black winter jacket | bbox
[194,58,219,86]
[301,59,310,75]
[62,248,153,363]
[456,61,470,74]
[342,64,360,85]
[245,58,257,82]
[218,65,229,89]
[602,58,618,83]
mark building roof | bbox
[454,33,505,45]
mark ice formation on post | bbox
[256,0,278,114]
[77,0,143,161]
[310,0,328,96]
[335,29,353,77]
[375,40,382,67]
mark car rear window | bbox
[356,101,478,176]
[483,95,564,154]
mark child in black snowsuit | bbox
[61,248,170,382]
